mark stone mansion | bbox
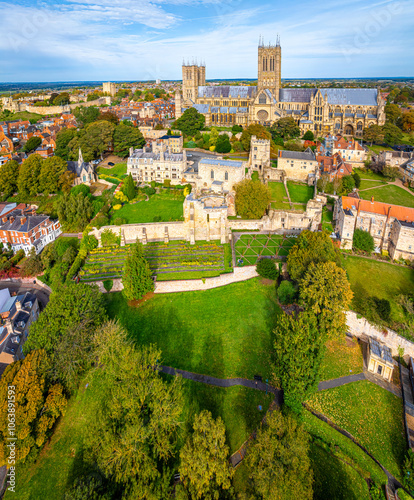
[175,39,386,137]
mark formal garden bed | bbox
[79,241,232,282]
[234,234,297,266]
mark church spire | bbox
[78,147,84,165]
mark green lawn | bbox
[98,162,127,179]
[368,145,394,154]
[354,168,387,182]
[359,179,388,190]
[10,367,272,500]
[344,255,414,327]
[322,206,334,232]
[0,110,45,122]
[359,184,414,208]
[112,194,184,223]
[268,181,289,209]
[307,380,406,480]
[310,442,371,500]
[104,278,280,380]
[287,181,314,204]
[320,336,364,381]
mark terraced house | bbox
[334,196,414,260]
[0,206,61,255]
[176,39,385,136]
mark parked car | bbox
[108,162,115,166]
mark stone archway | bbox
[344,124,354,135]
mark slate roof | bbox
[279,88,317,103]
[323,88,378,106]
[198,86,256,99]
[199,158,243,168]
[67,160,95,177]
[279,148,316,161]
[0,213,48,233]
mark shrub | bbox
[277,280,297,304]
[81,234,98,252]
[71,184,90,197]
[67,256,83,280]
[101,228,120,247]
[113,217,127,225]
[144,186,156,196]
[93,214,110,228]
[403,450,414,496]
[113,204,122,210]
[103,279,113,292]
[372,297,391,321]
[302,130,314,141]
[114,191,128,203]
[163,179,171,188]
[256,258,278,280]
[353,228,375,253]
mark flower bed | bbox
[80,241,227,282]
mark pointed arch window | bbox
[225,171,228,180]
[211,170,214,179]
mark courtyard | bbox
[234,233,296,266]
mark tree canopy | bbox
[270,117,300,141]
[179,410,234,499]
[234,179,271,219]
[23,136,41,153]
[122,241,154,301]
[0,349,67,466]
[353,228,375,253]
[113,123,145,158]
[245,410,313,500]
[25,282,106,354]
[0,160,19,196]
[286,230,340,283]
[173,108,205,137]
[215,134,231,153]
[241,124,272,151]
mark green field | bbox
[104,278,280,380]
[112,194,184,223]
[98,162,127,179]
[0,110,45,122]
[287,181,314,204]
[308,380,406,480]
[9,367,272,500]
[268,181,291,209]
[344,255,414,327]
[354,168,387,182]
[322,206,334,232]
[320,336,364,381]
[359,184,414,208]
[368,145,393,154]
[234,233,296,266]
[80,241,232,282]
[359,179,388,190]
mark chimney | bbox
[371,196,374,204]
[15,300,21,311]
[20,217,26,226]
[1,217,7,224]
[9,216,14,224]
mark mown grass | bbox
[98,162,127,178]
[104,278,280,380]
[112,194,184,223]
[287,181,314,204]
[268,181,289,206]
[359,179,388,190]
[354,168,387,181]
[359,184,414,208]
[344,255,414,327]
[307,380,406,480]
[320,336,364,381]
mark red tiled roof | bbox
[342,196,414,222]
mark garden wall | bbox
[346,310,414,359]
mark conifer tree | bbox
[122,240,154,301]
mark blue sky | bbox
[0,0,413,82]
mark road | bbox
[0,281,51,310]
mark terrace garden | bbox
[79,240,232,282]
[234,233,296,266]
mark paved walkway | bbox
[154,267,259,294]
[359,178,414,196]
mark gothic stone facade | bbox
[176,40,385,137]
[334,196,414,260]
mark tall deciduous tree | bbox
[0,350,67,465]
[245,410,313,500]
[299,261,353,337]
[84,120,115,158]
[122,241,154,301]
[25,282,106,354]
[363,124,384,145]
[91,322,183,498]
[272,312,324,413]
[215,134,231,153]
[57,192,93,231]
[173,108,205,137]
[113,123,145,158]
[234,179,271,219]
[179,410,234,499]
[39,156,67,194]
[0,160,19,196]
[270,117,300,140]
[384,103,402,125]
[286,230,340,283]
[23,136,42,153]
[55,127,77,160]
[73,106,100,127]
[241,124,272,151]
[18,154,43,196]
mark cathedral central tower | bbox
[257,36,281,95]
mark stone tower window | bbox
[211,170,214,179]
[259,94,267,104]
[225,171,228,180]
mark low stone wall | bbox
[346,310,414,359]
[24,98,107,116]
[228,219,264,231]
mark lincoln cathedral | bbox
[175,38,386,137]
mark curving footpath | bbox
[161,364,406,493]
